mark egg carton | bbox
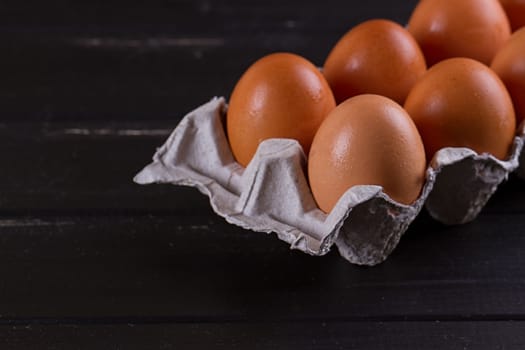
[134,97,524,266]
[517,122,525,179]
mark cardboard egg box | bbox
[135,97,525,266]
[517,122,525,179]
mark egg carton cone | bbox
[516,122,525,180]
[135,97,523,265]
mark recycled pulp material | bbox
[516,122,525,179]
[135,97,523,266]
[425,139,522,225]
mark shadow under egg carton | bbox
[135,98,524,266]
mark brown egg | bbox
[404,58,516,161]
[323,19,427,105]
[499,0,525,31]
[408,0,511,66]
[308,94,427,213]
[491,27,525,126]
[227,52,336,167]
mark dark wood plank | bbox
[0,123,207,214]
[0,123,523,214]
[0,0,420,121]
[1,321,525,350]
[0,212,523,320]
[484,176,525,214]
[0,0,419,32]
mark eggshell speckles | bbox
[405,58,516,161]
[308,94,427,213]
[323,19,427,105]
[408,0,511,66]
[226,52,336,167]
[491,27,525,126]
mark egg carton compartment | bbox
[425,140,522,225]
[135,97,524,265]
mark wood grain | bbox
[0,213,523,321]
[2,321,525,350]
[0,0,419,122]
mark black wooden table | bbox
[2,1,525,348]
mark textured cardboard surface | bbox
[135,98,524,265]
[517,122,525,180]
[425,143,523,225]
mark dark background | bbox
[1,0,525,349]
[0,0,418,121]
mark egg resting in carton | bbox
[134,98,524,266]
